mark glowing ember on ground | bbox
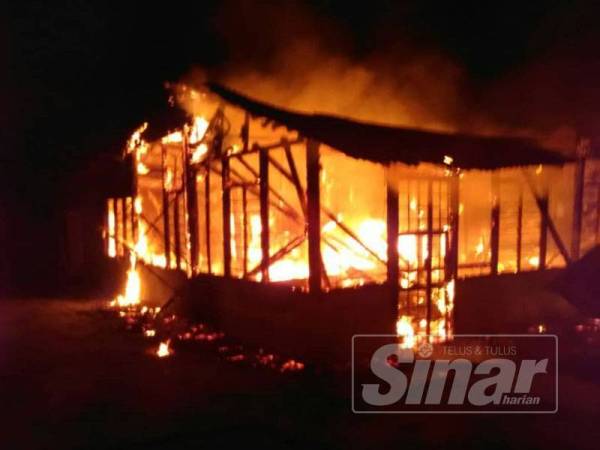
[527,323,548,334]
[112,304,306,373]
[280,359,305,372]
[156,340,172,358]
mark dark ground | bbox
[0,298,599,450]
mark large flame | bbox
[112,252,141,308]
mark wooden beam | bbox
[184,137,199,274]
[447,171,460,280]
[173,193,181,270]
[131,151,139,246]
[522,170,572,265]
[539,193,548,270]
[307,140,321,293]
[425,181,434,337]
[222,156,232,277]
[114,198,121,256]
[161,146,171,269]
[490,173,500,275]
[386,166,399,316]
[247,235,306,278]
[121,196,128,249]
[242,187,248,277]
[241,112,250,153]
[205,166,212,274]
[259,147,270,282]
[209,163,300,222]
[282,141,332,286]
[516,188,523,272]
[596,187,600,245]
[572,155,585,260]
[235,155,302,221]
[322,207,391,266]
[284,142,307,218]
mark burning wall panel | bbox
[580,159,600,255]
[320,146,387,288]
[458,170,493,277]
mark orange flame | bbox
[156,340,172,358]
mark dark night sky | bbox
[1,0,599,294]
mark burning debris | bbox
[107,298,307,373]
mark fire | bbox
[240,212,433,287]
[280,359,305,372]
[269,260,309,282]
[189,116,209,145]
[132,198,168,269]
[398,234,418,266]
[107,202,116,257]
[135,221,148,257]
[112,253,141,307]
[396,315,416,349]
[475,237,485,256]
[528,256,540,268]
[127,122,148,153]
[136,162,150,175]
[191,143,208,164]
[161,130,183,144]
[156,340,172,358]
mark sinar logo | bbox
[352,335,557,413]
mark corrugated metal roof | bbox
[207,82,571,170]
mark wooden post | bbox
[161,146,171,269]
[104,199,110,255]
[490,173,500,275]
[539,193,548,270]
[173,193,181,270]
[448,172,460,279]
[425,181,434,337]
[184,136,199,274]
[259,147,270,282]
[242,112,250,153]
[222,156,232,277]
[131,151,139,247]
[114,198,121,256]
[386,166,399,317]
[205,166,212,274]
[572,155,585,260]
[516,188,523,272]
[242,186,248,277]
[307,140,321,293]
[121,196,128,249]
[596,187,600,245]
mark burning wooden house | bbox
[104,82,599,360]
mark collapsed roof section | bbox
[206,82,571,170]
